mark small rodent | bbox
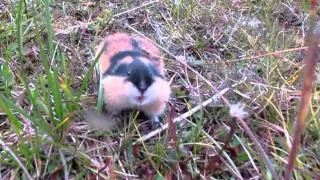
[88,32,171,130]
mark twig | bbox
[184,119,243,179]
[0,139,33,180]
[221,46,309,64]
[42,145,53,178]
[233,132,260,174]
[59,149,69,180]
[134,88,230,144]
[284,1,320,178]
[126,24,280,179]
[274,152,320,179]
[112,0,159,18]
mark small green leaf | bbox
[155,172,164,180]
[0,63,15,90]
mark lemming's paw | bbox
[150,114,163,130]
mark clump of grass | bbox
[0,0,100,178]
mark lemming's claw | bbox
[150,114,162,129]
[111,111,121,117]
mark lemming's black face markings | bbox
[104,59,156,93]
[102,37,164,93]
[148,64,163,78]
[103,49,164,78]
[126,59,154,94]
[111,63,129,76]
[103,50,142,77]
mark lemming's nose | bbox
[139,86,147,94]
[139,81,147,93]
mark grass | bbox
[0,0,320,179]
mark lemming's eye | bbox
[127,71,131,76]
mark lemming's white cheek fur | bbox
[126,82,141,106]
[141,83,157,106]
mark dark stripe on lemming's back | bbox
[131,37,160,62]
[131,38,140,50]
[110,50,142,64]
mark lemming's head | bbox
[103,54,163,107]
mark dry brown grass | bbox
[1,0,320,179]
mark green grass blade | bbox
[15,0,24,59]
[96,62,104,112]
[48,69,64,121]
[40,76,54,121]
[44,0,54,55]
[75,46,104,100]
[0,95,22,135]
